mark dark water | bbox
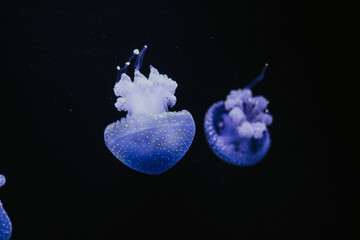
[1,0,356,239]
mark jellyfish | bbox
[0,175,12,240]
[104,46,196,175]
[204,64,273,166]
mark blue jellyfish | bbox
[204,64,273,166]
[0,175,12,240]
[104,46,196,175]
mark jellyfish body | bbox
[0,175,12,240]
[204,64,273,166]
[104,46,195,175]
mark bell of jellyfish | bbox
[0,175,12,240]
[204,64,273,166]
[104,46,196,175]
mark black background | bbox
[0,0,357,239]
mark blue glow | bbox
[0,175,12,240]
[204,64,273,166]
[105,46,195,175]
[134,45,147,70]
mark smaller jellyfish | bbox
[0,174,12,240]
[204,64,273,166]
[104,46,196,175]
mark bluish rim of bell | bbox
[104,109,196,175]
[204,101,271,166]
